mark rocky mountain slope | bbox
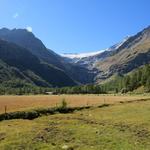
[62,26,150,83]
[62,37,129,68]
[95,26,150,82]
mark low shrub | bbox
[0,110,39,121]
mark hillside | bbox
[0,39,76,88]
[62,26,150,84]
[95,26,150,82]
[0,28,96,84]
[101,64,150,93]
[0,28,65,69]
[1,26,150,88]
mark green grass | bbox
[0,100,150,150]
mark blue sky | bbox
[0,0,150,54]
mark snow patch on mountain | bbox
[61,50,105,59]
[61,36,130,60]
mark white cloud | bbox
[26,26,32,32]
[13,13,19,19]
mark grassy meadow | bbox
[0,95,150,149]
[0,94,150,114]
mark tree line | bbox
[51,84,106,94]
[1,64,150,95]
[102,64,150,93]
[0,79,50,95]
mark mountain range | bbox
[0,26,150,88]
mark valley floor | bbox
[0,94,150,114]
[0,97,150,150]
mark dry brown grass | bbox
[0,94,149,114]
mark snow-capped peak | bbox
[61,50,105,59]
[106,36,130,51]
[61,36,130,59]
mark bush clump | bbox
[0,110,40,121]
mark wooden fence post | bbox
[4,105,7,119]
